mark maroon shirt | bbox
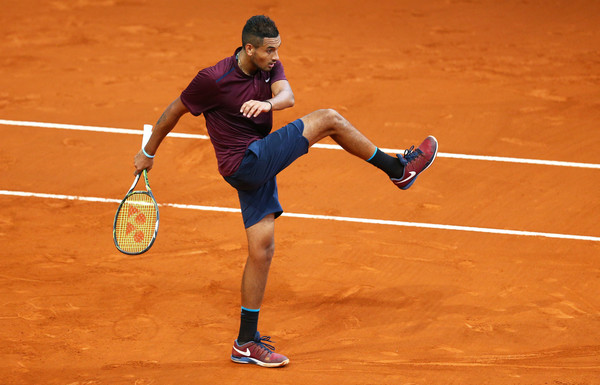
[180,47,287,176]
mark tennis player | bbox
[133,15,438,368]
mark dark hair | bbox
[242,15,279,47]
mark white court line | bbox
[1,190,598,242]
[1,118,599,169]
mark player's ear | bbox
[244,43,255,56]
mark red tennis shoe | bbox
[231,332,289,368]
[391,136,438,190]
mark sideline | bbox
[1,189,598,242]
[1,118,599,169]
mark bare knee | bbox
[318,108,346,130]
[248,239,275,266]
[245,214,275,266]
[262,241,275,264]
[302,108,348,143]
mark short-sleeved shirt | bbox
[180,47,287,176]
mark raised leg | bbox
[300,108,377,160]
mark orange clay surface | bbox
[1,1,599,384]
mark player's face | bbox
[249,35,281,72]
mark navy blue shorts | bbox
[224,119,309,228]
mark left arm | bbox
[240,79,295,118]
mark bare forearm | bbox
[240,79,295,118]
[144,97,187,155]
[133,96,188,174]
[266,88,294,111]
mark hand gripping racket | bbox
[113,124,159,255]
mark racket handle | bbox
[128,171,142,192]
[142,124,153,149]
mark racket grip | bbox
[142,124,153,149]
[128,171,142,192]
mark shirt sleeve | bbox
[270,60,287,84]
[180,69,220,116]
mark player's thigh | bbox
[300,109,343,146]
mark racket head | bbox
[113,189,159,255]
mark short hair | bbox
[242,15,279,47]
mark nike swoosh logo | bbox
[398,171,416,183]
[233,346,251,357]
[265,77,270,83]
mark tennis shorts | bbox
[224,119,309,228]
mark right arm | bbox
[134,96,189,175]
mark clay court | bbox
[1,0,599,384]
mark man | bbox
[133,15,438,368]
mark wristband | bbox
[265,100,272,111]
[142,147,155,159]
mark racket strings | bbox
[114,193,157,253]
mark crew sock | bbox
[367,148,404,179]
[237,307,259,345]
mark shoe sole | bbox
[231,355,290,368]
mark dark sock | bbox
[237,307,259,344]
[367,148,404,179]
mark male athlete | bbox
[133,15,438,368]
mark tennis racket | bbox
[113,124,160,255]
